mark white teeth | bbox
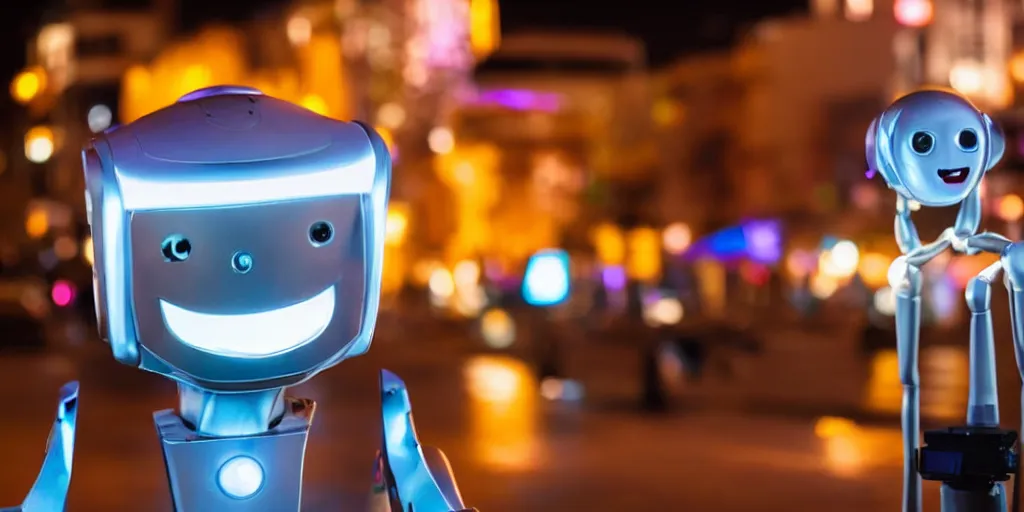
[160,286,336,358]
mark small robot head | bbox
[866,89,1004,207]
[82,86,391,391]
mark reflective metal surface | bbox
[2,381,79,512]
[869,89,1016,512]
[80,86,471,511]
[83,86,391,390]
[377,370,472,512]
[154,398,314,511]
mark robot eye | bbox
[957,129,979,152]
[161,234,191,262]
[231,252,254,274]
[309,221,334,246]
[910,131,934,155]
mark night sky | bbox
[0,0,807,114]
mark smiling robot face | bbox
[82,86,391,391]
[866,89,1005,207]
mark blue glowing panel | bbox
[708,226,747,257]
[523,249,570,307]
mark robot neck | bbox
[177,383,287,437]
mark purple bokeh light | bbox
[467,89,563,112]
[742,220,782,264]
[601,265,626,291]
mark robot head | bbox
[82,86,391,391]
[866,89,1004,207]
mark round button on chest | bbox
[217,456,264,499]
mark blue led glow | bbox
[522,249,570,307]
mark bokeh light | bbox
[428,127,455,154]
[11,67,46,104]
[819,240,859,279]
[894,0,934,28]
[858,252,891,289]
[997,194,1024,222]
[480,308,515,349]
[428,267,456,304]
[810,273,839,299]
[53,236,78,261]
[873,287,896,316]
[25,209,49,239]
[523,249,570,307]
[643,296,685,327]
[662,222,692,255]
[87,104,113,133]
[51,280,75,307]
[24,126,55,164]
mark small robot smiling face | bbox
[866,89,1005,207]
[83,86,391,391]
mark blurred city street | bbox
[0,316,990,512]
[4,0,1024,510]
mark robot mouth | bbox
[938,167,970,184]
[159,286,335,358]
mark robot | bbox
[8,85,471,511]
[1,382,78,512]
[867,89,1019,512]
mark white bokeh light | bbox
[427,127,454,154]
[87,104,113,133]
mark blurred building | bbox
[656,4,898,240]
[654,0,1022,250]
[919,0,1013,110]
[342,0,487,255]
[447,31,655,265]
[10,0,171,247]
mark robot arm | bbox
[2,382,79,512]
[895,196,923,254]
[954,187,982,239]
[894,195,955,264]
[372,370,476,512]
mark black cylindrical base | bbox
[940,483,1007,512]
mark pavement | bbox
[0,316,1008,511]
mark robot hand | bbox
[2,382,79,512]
[369,370,476,512]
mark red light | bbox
[894,0,933,28]
[740,262,770,286]
[51,280,75,307]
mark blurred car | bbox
[0,276,51,348]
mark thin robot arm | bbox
[957,188,983,239]
[962,229,1011,428]
[892,195,953,512]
